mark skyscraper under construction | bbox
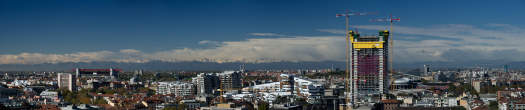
[349,30,390,105]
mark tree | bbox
[489,101,498,110]
[462,84,479,96]
[448,84,460,97]
[438,73,448,82]
[257,101,269,110]
[294,98,310,108]
[481,85,502,94]
[58,88,78,104]
[163,107,177,110]
[447,73,457,82]
[448,83,479,97]
[273,96,288,104]
[385,93,396,99]
[93,97,107,104]
[241,101,255,110]
[162,104,187,110]
[452,106,466,110]
[58,88,94,105]
[421,79,429,83]
[176,104,188,110]
[138,87,155,96]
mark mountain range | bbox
[0,61,521,72]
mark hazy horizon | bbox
[2,0,525,66]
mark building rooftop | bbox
[394,77,411,84]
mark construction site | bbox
[337,11,400,109]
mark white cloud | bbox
[198,40,221,46]
[146,36,345,63]
[1,24,524,64]
[248,33,286,37]
[0,50,150,64]
[119,49,141,53]
[0,36,345,64]
[320,23,525,63]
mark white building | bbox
[157,81,195,96]
[472,81,481,93]
[279,74,294,93]
[40,90,58,99]
[244,82,281,93]
[242,74,324,104]
[447,97,458,107]
[57,73,76,91]
[293,77,324,98]
[9,79,29,87]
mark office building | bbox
[424,64,431,76]
[218,71,242,91]
[193,73,220,95]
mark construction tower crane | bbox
[371,14,400,92]
[336,10,373,109]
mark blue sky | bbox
[1,0,525,64]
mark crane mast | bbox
[371,15,400,92]
[336,10,372,109]
[387,15,400,92]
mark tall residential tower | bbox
[57,73,76,91]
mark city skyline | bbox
[2,0,525,65]
[1,1,524,110]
